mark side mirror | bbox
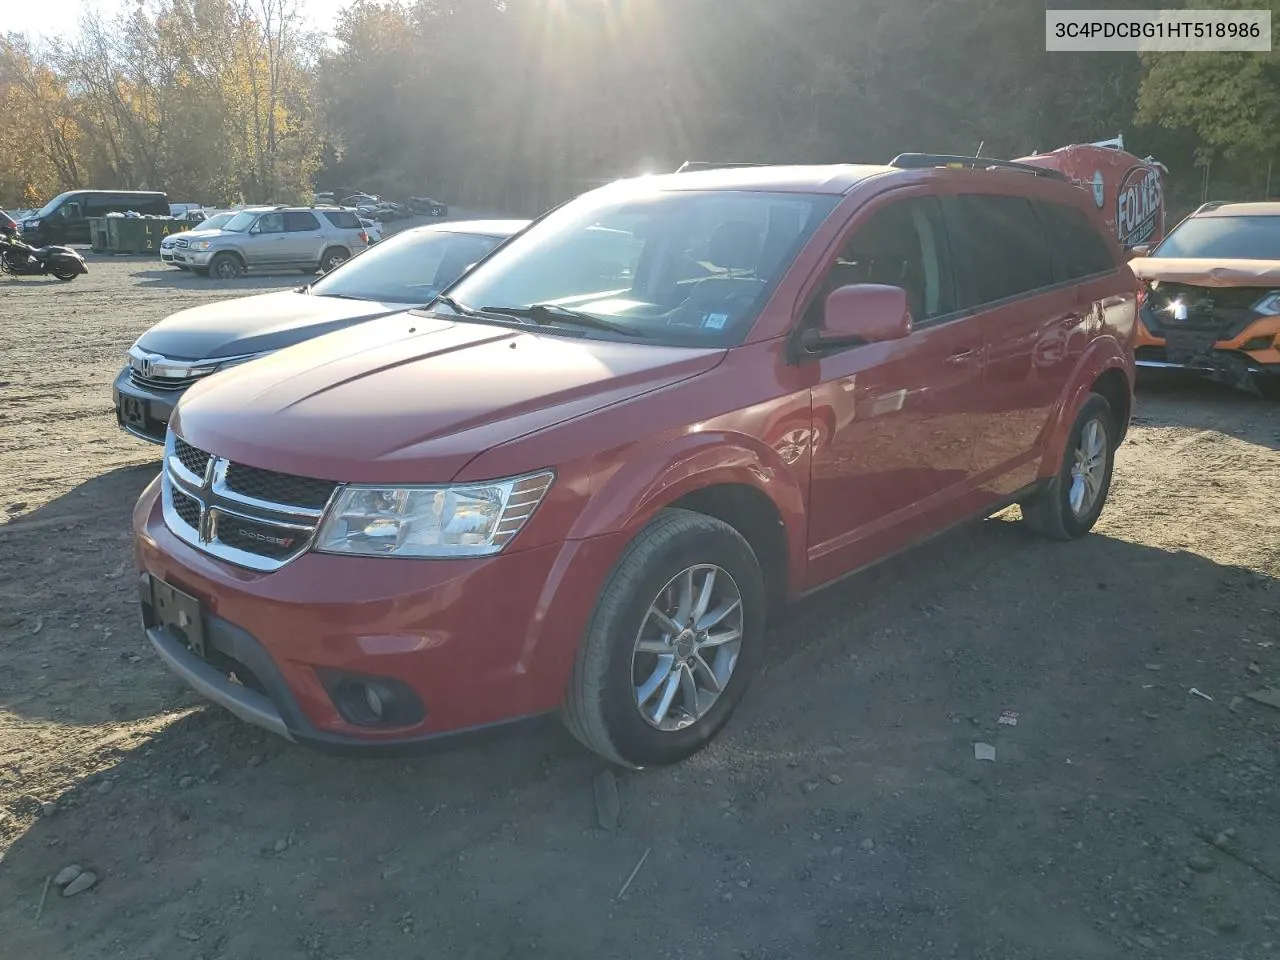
[801,284,912,354]
[1127,243,1151,260]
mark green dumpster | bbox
[88,217,109,253]
[102,217,185,254]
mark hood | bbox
[167,226,223,240]
[172,313,725,484]
[1130,257,1280,287]
[135,289,408,360]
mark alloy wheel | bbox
[1068,417,1108,517]
[631,563,744,731]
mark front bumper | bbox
[172,249,213,266]
[1135,313,1280,380]
[113,366,186,444]
[132,478,626,749]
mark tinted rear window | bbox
[1036,201,1116,280]
[1154,215,1280,260]
[322,210,361,229]
[947,195,1054,306]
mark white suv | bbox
[172,206,369,280]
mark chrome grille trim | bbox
[130,369,206,391]
[161,432,342,572]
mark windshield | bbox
[35,192,73,218]
[309,228,506,303]
[1154,215,1280,260]
[195,213,235,231]
[221,211,260,233]
[443,186,839,345]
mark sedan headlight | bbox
[190,240,212,251]
[315,471,554,558]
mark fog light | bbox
[363,682,386,721]
[316,669,425,728]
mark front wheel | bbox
[209,253,243,280]
[562,509,765,768]
[52,269,80,281]
[1020,393,1116,540]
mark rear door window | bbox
[284,211,321,232]
[945,195,1054,307]
[1036,201,1116,280]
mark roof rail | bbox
[675,161,769,173]
[889,153,1069,182]
[1192,200,1229,215]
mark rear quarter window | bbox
[1036,201,1117,280]
[946,194,1054,306]
[322,211,361,229]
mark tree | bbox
[1138,0,1280,161]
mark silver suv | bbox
[171,205,369,280]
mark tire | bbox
[1255,376,1280,401]
[320,247,349,273]
[209,253,243,280]
[52,270,79,281]
[1020,393,1116,540]
[562,508,765,768]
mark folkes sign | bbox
[1117,165,1162,248]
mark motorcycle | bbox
[0,234,88,281]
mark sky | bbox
[5,0,354,40]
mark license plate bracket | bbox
[151,579,206,659]
[121,395,147,429]
[1165,330,1219,366]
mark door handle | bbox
[944,348,981,365]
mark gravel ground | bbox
[1,258,1279,960]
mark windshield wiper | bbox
[479,303,644,337]
[424,294,535,326]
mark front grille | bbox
[1143,283,1266,340]
[129,369,205,392]
[224,462,337,510]
[162,434,339,572]
[174,437,211,479]
[172,488,202,529]
[214,513,304,559]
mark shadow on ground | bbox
[1135,371,1280,451]
[3,505,1278,960]
[128,269,312,291]
[0,464,163,728]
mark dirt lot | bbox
[1,258,1279,960]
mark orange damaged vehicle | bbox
[1129,201,1280,396]
[134,155,1137,767]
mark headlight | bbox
[190,240,212,251]
[315,471,554,558]
[1252,291,1280,315]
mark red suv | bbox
[134,156,1136,767]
